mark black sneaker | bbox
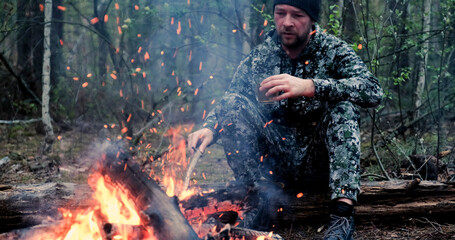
[323,214,355,240]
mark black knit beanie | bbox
[273,0,321,22]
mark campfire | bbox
[0,129,282,240]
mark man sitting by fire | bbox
[188,0,383,239]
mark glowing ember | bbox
[90,17,99,24]
[177,21,182,35]
[57,6,66,11]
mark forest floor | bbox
[1,123,454,239]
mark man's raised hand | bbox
[259,74,315,101]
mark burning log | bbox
[0,221,146,240]
[99,146,200,240]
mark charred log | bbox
[99,146,200,240]
[0,182,93,234]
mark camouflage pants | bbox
[215,93,361,202]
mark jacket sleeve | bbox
[312,40,383,108]
[202,55,255,141]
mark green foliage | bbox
[252,4,275,32]
[392,68,411,86]
[12,100,39,115]
[327,4,341,36]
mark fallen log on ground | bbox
[1,178,454,234]
[181,179,455,228]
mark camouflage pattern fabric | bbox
[203,24,383,202]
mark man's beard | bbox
[279,28,311,50]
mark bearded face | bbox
[274,4,314,52]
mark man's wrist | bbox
[305,78,316,97]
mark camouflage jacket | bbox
[204,24,383,141]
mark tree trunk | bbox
[41,0,55,154]
[16,0,44,105]
[413,0,432,118]
[338,0,344,34]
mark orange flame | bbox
[43,172,159,240]
[90,173,141,225]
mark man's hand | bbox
[259,74,315,101]
[187,128,214,155]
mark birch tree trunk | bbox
[413,0,432,118]
[41,0,55,154]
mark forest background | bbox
[1,0,455,238]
